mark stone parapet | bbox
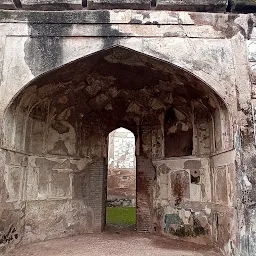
[0,0,256,12]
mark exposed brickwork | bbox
[89,158,107,232]
[136,156,155,233]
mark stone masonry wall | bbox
[0,148,105,252]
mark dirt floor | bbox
[6,228,222,256]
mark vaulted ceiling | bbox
[11,46,225,135]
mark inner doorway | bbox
[106,128,136,230]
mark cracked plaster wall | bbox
[0,45,231,251]
[152,152,236,253]
[0,148,98,254]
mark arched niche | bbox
[1,46,231,156]
[0,46,233,249]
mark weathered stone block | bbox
[50,170,72,198]
[164,208,210,240]
[87,0,151,10]
[0,0,15,10]
[184,159,201,169]
[215,166,228,204]
[26,167,39,200]
[73,172,90,199]
[20,0,82,10]
[0,150,6,205]
[170,170,190,205]
[156,0,228,12]
[5,151,28,167]
[23,200,93,243]
[190,183,201,201]
[4,166,24,202]
[0,206,24,252]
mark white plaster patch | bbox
[4,165,24,202]
[204,205,211,215]
[1,36,34,114]
[190,183,201,201]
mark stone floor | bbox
[6,229,222,256]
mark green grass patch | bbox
[106,207,136,225]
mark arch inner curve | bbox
[1,46,232,246]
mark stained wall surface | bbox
[0,7,255,256]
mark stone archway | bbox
[106,127,136,229]
[0,46,234,253]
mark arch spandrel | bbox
[1,45,232,154]
[0,40,235,121]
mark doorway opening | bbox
[106,128,136,230]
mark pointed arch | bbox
[0,45,235,248]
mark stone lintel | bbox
[0,9,196,24]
